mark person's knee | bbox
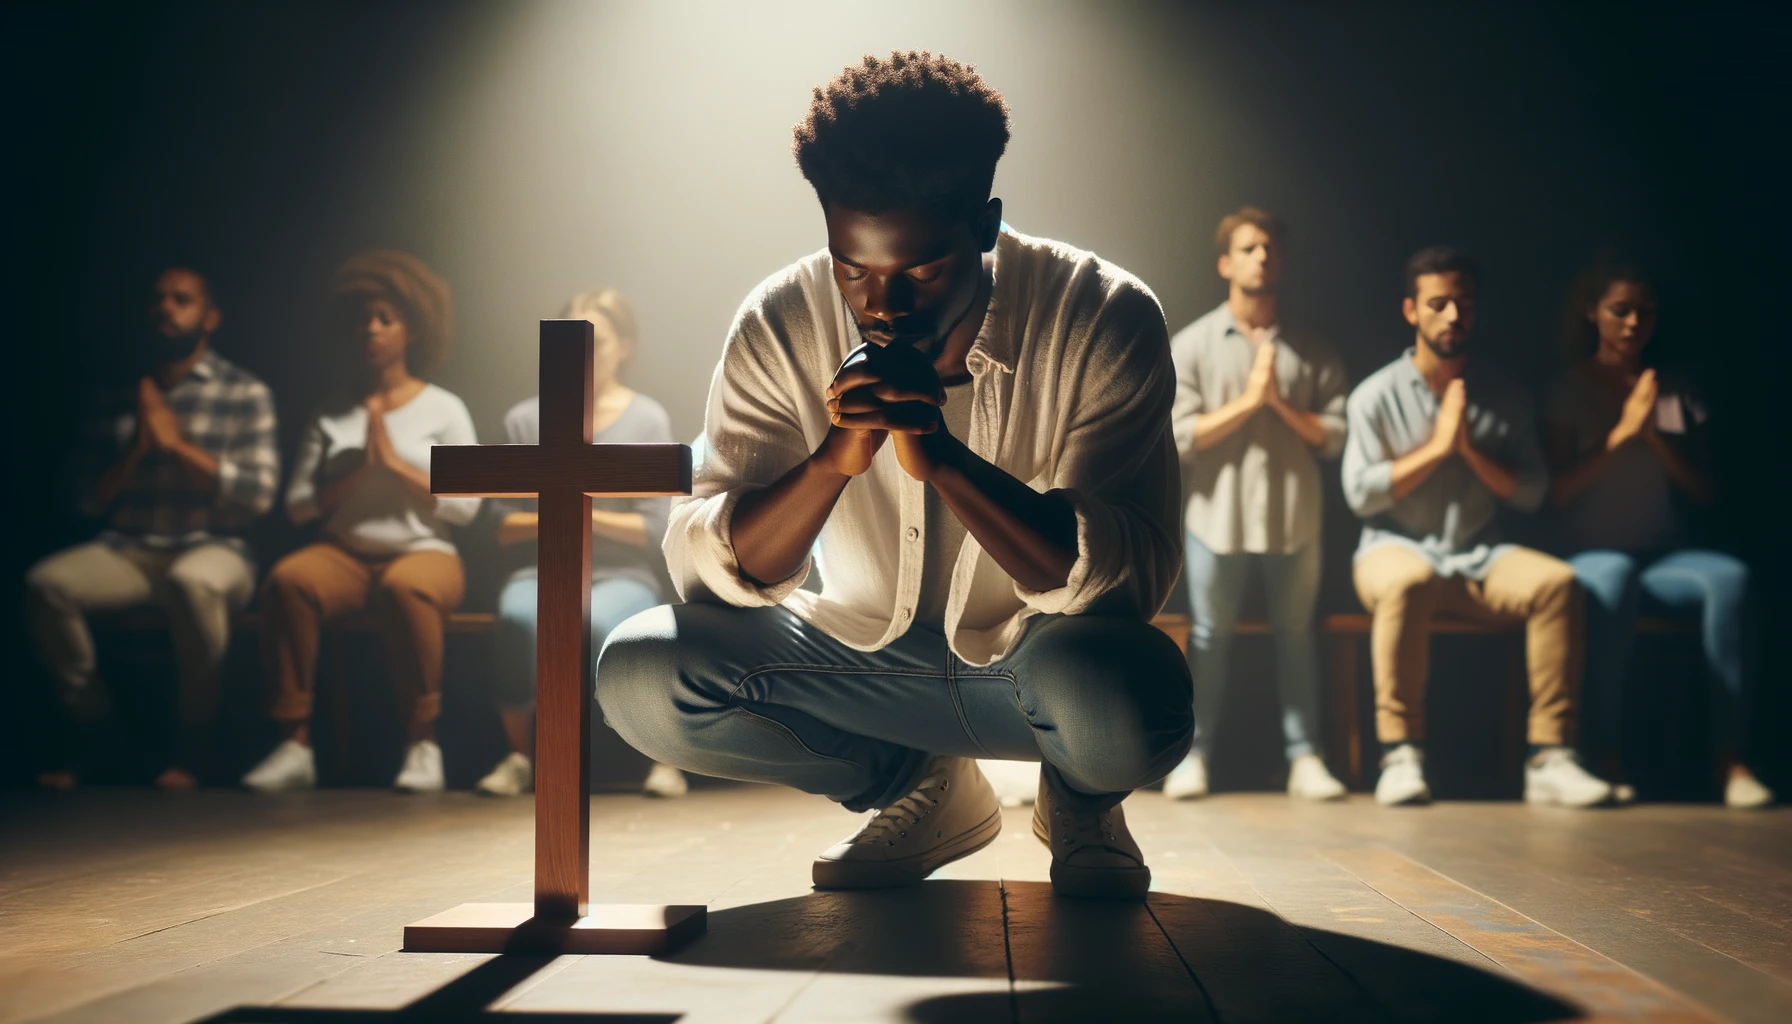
[1356,558,1435,615]
[24,557,74,609]
[166,558,238,610]
[592,605,687,750]
[1570,551,1637,609]
[1701,556,1750,610]
[1025,617,1193,790]
[1534,559,1581,612]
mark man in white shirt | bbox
[1162,208,1350,802]
[597,52,1189,901]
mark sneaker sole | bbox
[812,807,1003,890]
[1524,786,1613,808]
[1029,817,1152,902]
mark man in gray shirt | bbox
[1342,246,1612,808]
[1163,207,1348,802]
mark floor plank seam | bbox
[1143,896,1223,1023]
[998,878,1018,1024]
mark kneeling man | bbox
[597,52,1191,900]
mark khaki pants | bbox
[1353,544,1582,747]
[25,540,255,725]
[261,542,465,727]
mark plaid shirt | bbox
[83,350,280,550]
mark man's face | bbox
[1404,272,1476,359]
[150,268,217,346]
[824,201,994,357]
[1217,223,1281,294]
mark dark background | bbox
[3,1,1784,792]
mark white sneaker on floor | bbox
[475,752,533,797]
[642,762,689,798]
[1162,753,1208,800]
[1612,782,1638,806]
[242,739,316,793]
[979,759,1040,807]
[1375,744,1430,806]
[1288,754,1347,801]
[1524,747,1613,808]
[393,740,445,793]
[813,755,1002,890]
[1033,772,1150,901]
[1726,769,1775,809]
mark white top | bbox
[1170,303,1348,554]
[914,380,975,631]
[667,228,1181,666]
[286,383,481,557]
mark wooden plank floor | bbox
[1,786,1787,1023]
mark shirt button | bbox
[900,608,912,621]
[905,526,920,541]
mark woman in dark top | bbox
[476,289,687,798]
[1544,264,1769,808]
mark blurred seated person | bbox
[1342,247,1613,809]
[242,251,479,793]
[26,266,277,789]
[1544,264,1770,808]
[476,288,688,799]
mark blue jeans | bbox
[595,603,1193,813]
[1184,533,1322,761]
[493,574,660,712]
[1568,549,1755,759]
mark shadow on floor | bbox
[197,880,1578,1024]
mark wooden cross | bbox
[402,319,704,955]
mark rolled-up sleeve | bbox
[216,381,279,518]
[1168,324,1205,461]
[1310,343,1350,460]
[665,296,815,607]
[431,396,482,527]
[1341,385,1396,518]
[285,417,326,526]
[1013,285,1180,619]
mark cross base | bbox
[403,903,707,955]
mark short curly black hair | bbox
[793,51,1011,218]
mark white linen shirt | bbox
[666,228,1181,666]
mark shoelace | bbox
[1046,798,1121,849]
[854,776,947,847]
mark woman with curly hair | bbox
[1544,262,1770,808]
[243,250,479,793]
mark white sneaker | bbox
[642,762,689,798]
[1726,769,1775,809]
[1032,771,1150,901]
[393,740,445,793]
[979,759,1040,808]
[813,755,1002,889]
[475,752,533,797]
[1162,753,1208,800]
[1375,744,1430,806]
[1524,747,1613,808]
[1288,754,1347,801]
[242,739,317,793]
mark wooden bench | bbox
[1149,612,1693,789]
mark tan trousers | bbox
[26,540,255,725]
[261,542,464,727]
[1353,544,1582,747]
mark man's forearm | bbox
[1458,443,1519,501]
[928,437,1077,593]
[1268,397,1330,448]
[1190,394,1261,451]
[167,441,220,488]
[1389,439,1451,499]
[732,457,851,586]
[591,509,649,548]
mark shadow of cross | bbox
[405,318,701,954]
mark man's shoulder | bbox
[732,249,836,339]
[203,351,272,397]
[1169,303,1230,351]
[1002,230,1165,357]
[1350,355,1411,406]
[503,394,541,441]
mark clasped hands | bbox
[134,377,185,453]
[1607,368,1660,451]
[1427,378,1477,457]
[818,341,959,482]
[361,393,408,474]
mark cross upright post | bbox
[403,318,703,955]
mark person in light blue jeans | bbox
[1544,264,1769,807]
[477,288,687,799]
[1164,207,1349,800]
